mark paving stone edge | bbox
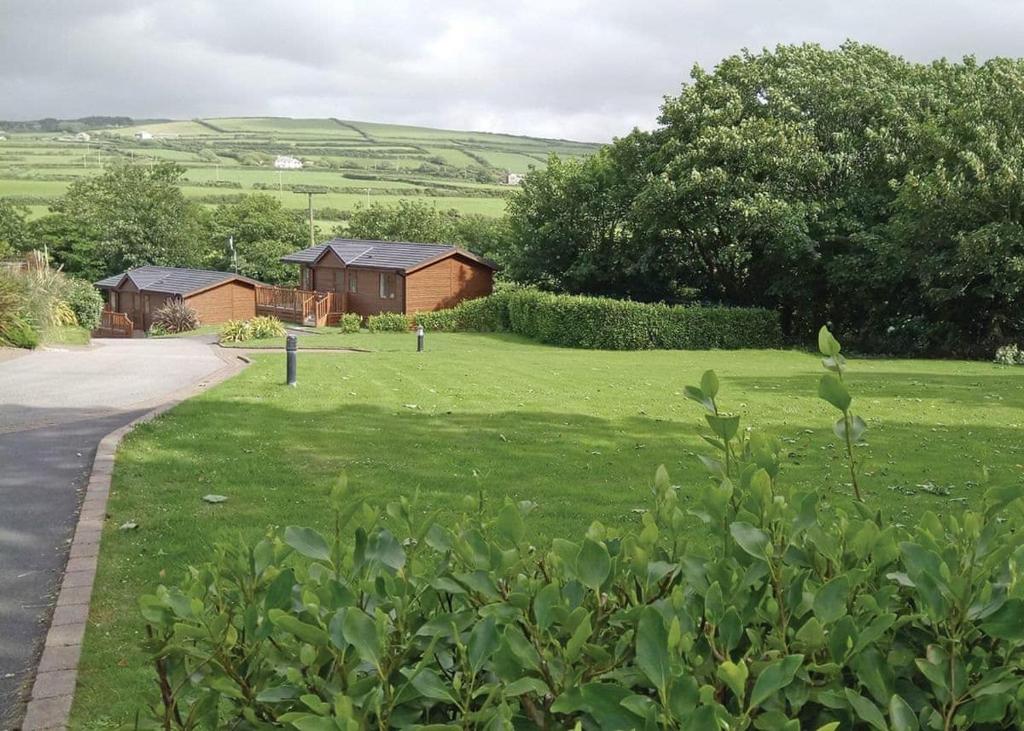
[19,348,249,730]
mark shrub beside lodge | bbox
[415,287,783,350]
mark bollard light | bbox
[416,325,425,352]
[285,334,298,386]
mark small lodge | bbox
[276,238,496,319]
[94,266,260,335]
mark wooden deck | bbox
[92,309,134,338]
[255,286,342,327]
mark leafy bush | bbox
[148,322,169,337]
[64,278,103,330]
[250,316,287,339]
[336,312,362,333]
[417,287,781,350]
[141,328,1024,729]
[218,319,250,343]
[0,312,39,348]
[367,312,412,332]
[994,344,1024,365]
[218,316,287,343]
[151,300,200,334]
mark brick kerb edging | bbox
[20,349,250,730]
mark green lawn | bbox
[41,325,91,346]
[70,334,1024,727]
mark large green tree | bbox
[505,42,1024,355]
[0,199,29,260]
[208,194,307,285]
[35,162,211,280]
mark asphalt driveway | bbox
[0,337,227,727]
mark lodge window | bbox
[379,272,396,299]
[334,270,345,292]
[302,267,313,290]
[348,273,358,293]
[110,291,118,311]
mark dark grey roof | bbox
[94,266,257,296]
[280,238,495,271]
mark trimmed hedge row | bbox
[414,287,782,350]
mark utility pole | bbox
[294,186,327,246]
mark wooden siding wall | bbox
[185,282,256,324]
[109,281,170,331]
[309,254,404,317]
[404,255,493,313]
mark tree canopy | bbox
[505,42,1024,356]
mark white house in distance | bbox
[135,131,153,141]
[503,171,524,185]
[74,131,91,142]
[274,155,303,170]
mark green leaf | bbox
[701,370,720,399]
[564,613,592,662]
[833,414,867,443]
[818,374,851,412]
[636,607,670,692]
[404,668,455,703]
[749,654,804,709]
[889,694,919,731]
[284,526,331,562]
[818,325,841,357]
[577,538,611,591]
[533,582,561,630]
[467,615,499,672]
[495,500,525,544]
[730,522,771,561]
[982,598,1024,641]
[717,659,748,704]
[844,689,887,730]
[579,683,644,730]
[342,608,381,671]
[705,413,740,441]
[503,677,550,696]
[365,529,405,571]
[813,576,849,624]
[267,609,328,647]
[684,385,715,412]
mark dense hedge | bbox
[415,287,782,350]
[367,312,412,332]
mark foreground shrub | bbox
[0,253,86,347]
[141,329,1024,729]
[219,316,287,343]
[336,312,362,333]
[367,312,411,332]
[151,300,199,334]
[64,278,103,330]
[415,287,781,349]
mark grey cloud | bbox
[1,0,1022,141]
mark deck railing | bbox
[255,286,341,326]
[94,309,133,338]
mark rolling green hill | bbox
[0,117,599,225]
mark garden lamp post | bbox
[286,334,297,386]
[416,325,425,352]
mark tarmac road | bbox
[0,337,225,728]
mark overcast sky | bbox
[2,0,1023,142]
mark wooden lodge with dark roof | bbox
[278,238,496,318]
[94,266,260,335]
